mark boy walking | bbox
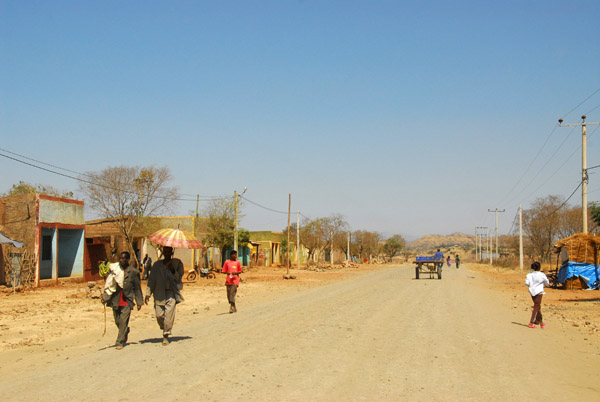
[525,261,549,328]
[222,250,242,313]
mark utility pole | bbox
[474,227,478,261]
[488,208,505,261]
[488,228,492,265]
[519,204,523,270]
[296,211,300,270]
[476,226,487,262]
[194,194,199,267]
[559,115,600,234]
[233,187,247,254]
[330,228,334,264]
[347,231,350,261]
[287,193,291,275]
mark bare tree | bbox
[522,195,563,262]
[352,230,381,262]
[299,218,327,262]
[79,165,178,266]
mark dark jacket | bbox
[103,266,144,309]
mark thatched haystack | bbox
[554,233,600,265]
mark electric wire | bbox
[499,123,559,206]
[0,151,207,202]
[539,180,583,220]
[504,124,579,209]
[502,89,600,212]
[506,208,519,236]
[0,146,224,200]
[239,195,289,215]
[584,103,600,116]
[560,87,600,120]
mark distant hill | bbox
[408,232,474,253]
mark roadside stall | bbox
[554,233,600,290]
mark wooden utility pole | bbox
[287,193,291,275]
[233,190,238,253]
[233,187,247,254]
[559,115,600,234]
[194,194,199,267]
[296,211,300,270]
[519,204,523,270]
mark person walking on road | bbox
[142,254,152,280]
[446,255,451,267]
[102,251,144,350]
[525,261,549,329]
[455,254,460,269]
[222,250,242,313]
[145,246,184,345]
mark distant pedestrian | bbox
[222,250,242,313]
[446,256,451,267]
[455,254,460,269]
[102,251,144,350]
[142,254,152,280]
[525,261,549,329]
[145,246,184,346]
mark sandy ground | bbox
[0,263,599,401]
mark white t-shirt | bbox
[525,271,549,296]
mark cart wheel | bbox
[415,266,420,279]
[437,265,442,280]
[186,272,197,281]
[207,271,216,279]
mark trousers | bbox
[226,284,238,305]
[530,293,544,324]
[112,304,131,346]
[154,294,176,336]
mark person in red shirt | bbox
[222,250,242,313]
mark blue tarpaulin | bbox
[558,262,600,290]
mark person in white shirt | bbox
[525,261,549,329]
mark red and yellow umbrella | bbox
[148,228,203,249]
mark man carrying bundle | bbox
[102,251,144,350]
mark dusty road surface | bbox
[1,264,599,401]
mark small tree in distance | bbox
[382,234,406,261]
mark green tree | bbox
[3,180,74,198]
[382,234,406,261]
[202,197,248,265]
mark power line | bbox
[0,146,224,200]
[540,180,583,220]
[0,151,203,202]
[506,208,519,236]
[239,195,288,215]
[561,87,600,120]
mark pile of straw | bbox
[554,233,600,265]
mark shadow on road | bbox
[511,321,529,327]
[138,336,192,344]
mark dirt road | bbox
[2,264,599,401]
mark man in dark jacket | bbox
[102,251,144,350]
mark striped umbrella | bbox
[148,228,203,249]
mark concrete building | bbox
[0,193,86,286]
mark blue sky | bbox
[1,0,599,239]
